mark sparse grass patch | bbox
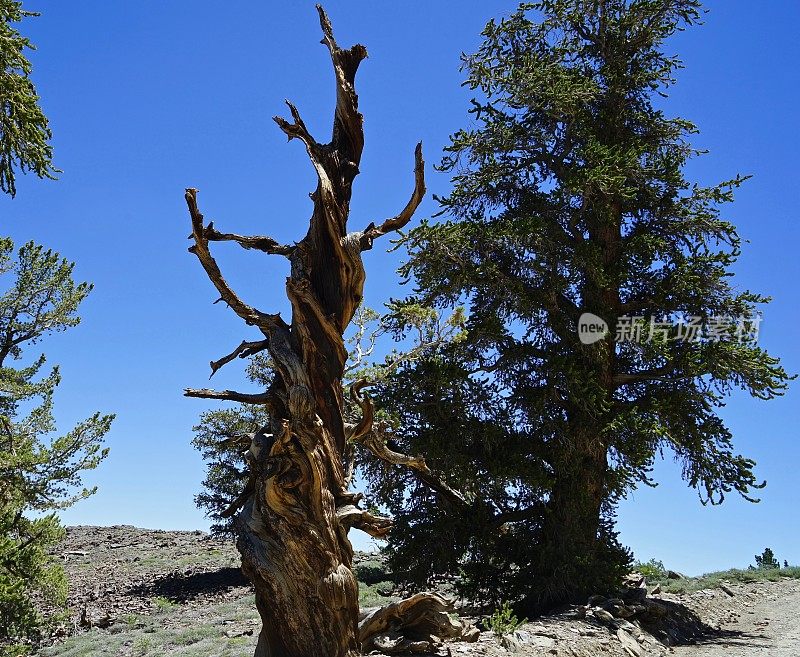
[132,636,152,656]
[212,594,257,622]
[152,596,176,612]
[358,580,398,608]
[171,625,217,646]
[649,565,800,594]
[37,597,257,657]
[123,614,139,627]
[39,631,128,657]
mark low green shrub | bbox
[633,558,667,581]
[488,602,525,636]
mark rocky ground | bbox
[672,578,800,657]
[30,526,800,656]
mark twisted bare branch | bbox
[336,504,392,538]
[185,188,288,334]
[348,380,546,532]
[273,100,326,165]
[348,380,470,510]
[210,339,270,378]
[200,221,294,256]
[360,142,426,250]
[317,4,367,153]
[184,387,271,405]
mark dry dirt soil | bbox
[672,578,800,657]
[31,526,800,657]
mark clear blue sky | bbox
[2,1,798,576]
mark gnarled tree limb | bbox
[336,504,392,538]
[349,379,546,532]
[318,5,367,164]
[360,142,426,250]
[184,387,271,405]
[359,593,476,654]
[210,339,270,378]
[185,188,288,335]
[201,221,294,256]
[348,380,470,510]
[274,100,326,165]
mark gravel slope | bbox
[674,579,800,657]
[31,526,800,657]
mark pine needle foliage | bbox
[363,0,791,613]
[0,1,58,197]
[0,241,112,652]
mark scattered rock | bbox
[616,628,643,657]
[644,600,668,619]
[623,572,646,587]
[462,626,480,643]
[499,631,525,652]
[622,572,648,603]
[529,635,556,649]
[79,606,114,629]
[603,597,626,608]
[527,624,558,639]
[498,628,555,653]
[223,629,254,638]
[592,608,616,624]
[615,619,641,638]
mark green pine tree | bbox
[191,355,272,537]
[0,241,112,652]
[363,0,791,612]
[0,0,58,197]
[754,547,779,570]
[1,7,109,650]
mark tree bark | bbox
[530,426,608,614]
[185,6,427,656]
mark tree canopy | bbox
[0,6,109,650]
[0,241,112,651]
[362,0,791,612]
[0,0,57,197]
[191,355,271,537]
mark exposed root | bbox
[360,593,478,654]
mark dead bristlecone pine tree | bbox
[184,6,471,657]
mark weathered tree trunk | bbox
[527,216,622,613]
[184,6,427,656]
[530,426,609,614]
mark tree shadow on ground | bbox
[127,567,252,603]
[685,630,770,650]
[642,597,767,650]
